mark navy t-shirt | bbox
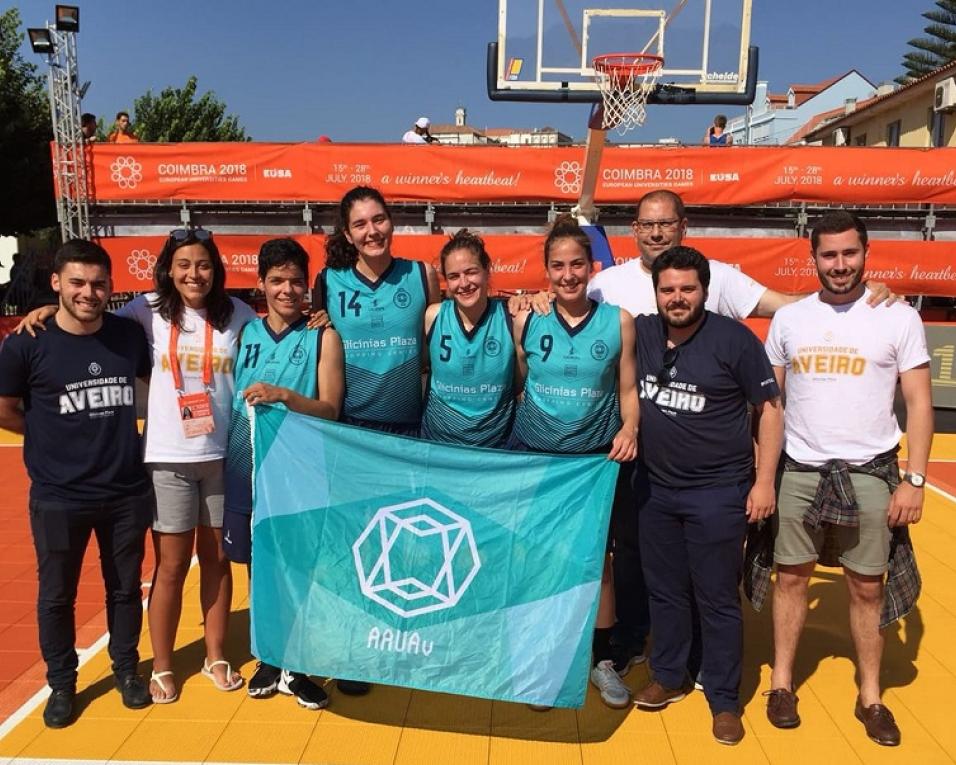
[0,313,151,503]
[635,311,779,488]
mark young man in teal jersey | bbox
[223,239,344,710]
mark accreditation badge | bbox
[177,391,215,438]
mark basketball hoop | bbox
[593,53,664,134]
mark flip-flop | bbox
[150,670,179,704]
[201,659,244,692]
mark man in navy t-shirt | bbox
[0,240,154,728]
[630,246,783,746]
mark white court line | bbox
[927,480,956,504]
[0,557,198,745]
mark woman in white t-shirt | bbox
[123,230,255,702]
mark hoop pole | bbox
[573,105,606,225]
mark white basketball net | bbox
[594,55,664,135]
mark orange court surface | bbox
[1,429,956,765]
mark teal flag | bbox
[250,406,619,708]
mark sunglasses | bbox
[657,346,679,385]
[169,228,213,243]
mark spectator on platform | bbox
[705,114,733,146]
[81,113,98,142]
[108,111,138,144]
[402,117,439,144]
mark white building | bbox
[726,71,876,145]
[429,107,573,146]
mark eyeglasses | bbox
[634,218,681,233]
[657,346,679,385]
[169,228,213,243]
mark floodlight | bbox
[28,28,54,55]
[55,5,80,33]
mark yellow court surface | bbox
[0,439,955,764]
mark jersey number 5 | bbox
[439,334,452,362]
[338,290,362,318]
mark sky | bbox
[13,0,930,144]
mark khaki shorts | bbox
[773,469,892,576]
[148,460,225,534]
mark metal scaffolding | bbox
[40,24,90,242]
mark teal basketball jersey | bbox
[513,300,622,453]
[322,259,427,425]
[224,317,323,515]
[421,299,515,448]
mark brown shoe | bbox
[633,680,689,709]
[764,687,800,728]
[713,711,745,745]
[855,698,900,746]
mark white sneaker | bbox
[590,660,631,709]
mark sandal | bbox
[201,659,244,692]
[150,670,179,704]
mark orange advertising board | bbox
[98,234,956,297]
[80,143,956,205]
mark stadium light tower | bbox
[28,5,90,242]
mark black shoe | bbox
[336,679,371,696]
[610,642,647,677]
[115,673,152,709]
[43,688,75,728]
[248,661,282,698]
[278,670,329,710]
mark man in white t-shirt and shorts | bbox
[587,190,896,682]
[762,211,932,747]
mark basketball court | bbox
[1,430,955,764]
[5,1,956,762]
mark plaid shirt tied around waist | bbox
[743,448,921,629]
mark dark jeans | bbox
[610,461,650,651]
[636,473,749,715]
[29,491,153,691]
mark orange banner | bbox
[78,143,956,205]
[98,234,956,297]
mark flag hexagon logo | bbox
[352,498,481,618]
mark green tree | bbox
[131,76,250,142]
[0,8,56,235]
[897,0,956,83]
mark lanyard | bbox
[169,320,214,392]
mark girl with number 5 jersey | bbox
[420,230,516,449]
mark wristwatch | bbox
[903,471,926,488]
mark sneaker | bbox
[610,642,647,677]
[336,678,371,696]
[633,680,690,709]
[43,688,75,728]
[115,673,151,709]
[589,659,631,709]
[248,662,282,698]
[277,670,328,710]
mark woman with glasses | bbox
[510,214,639,710]
[20,229,255,702]
[420,229,516,448]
